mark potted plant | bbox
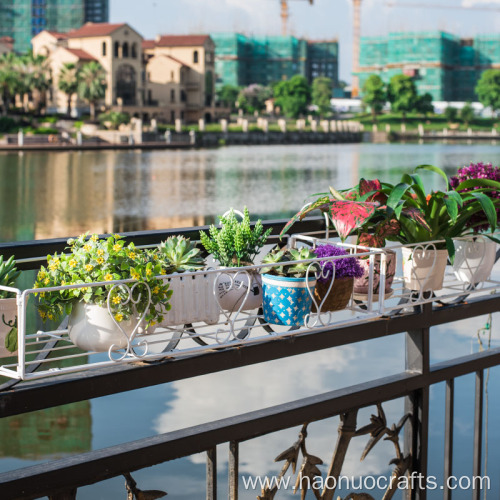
[156,235,219,326]
[450,162,500,284]
[312,244,364,312]
[377,165,500,291]
[0,256,20,356]
[261,247,319,327]
[200,208,272,312]
[280,179,399,299]
[34,233,172,353]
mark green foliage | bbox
[32,127,58,135]
[34,233,172,326]
[0,116,16,133]
[77,61,107,120]
[199,207,272,267]
[237,84,273,113]
[311,77,333,117]
[416,93,433,117]
[387,74,418,118]
[58,62,80,116]
[158,236,205,273]
[217,84,241,110]
[273,75,311,118]
[475,69,500,112]
[262,247,319,278]
[362,75,386,122]
[0,255,20,299]
[460,102,475,126]
[444,106,458,123]
[98,110,130,130]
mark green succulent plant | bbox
[262,247,320,278]
[0,255,20,299]
[0,255,20,353]
[158,236,205,273]
[200,207,272,267]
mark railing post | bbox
[472,370,484,500]
[405,303,431,500]
[229,441,238,500]
[207,447,217,500]
[443,379,454,500]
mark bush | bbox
[32,127,59,135]
[98,111,130,130]
[42,116,58,124]
[0,117,17,133]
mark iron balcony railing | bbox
[0,218,498,500]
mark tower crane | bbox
[280,0,314,37]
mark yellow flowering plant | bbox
[34,233,172,326]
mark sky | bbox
[110,0,500,83]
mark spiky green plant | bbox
[262,247,320,278]
[200,207,272,267]
[158,236,205,273]
[0,255,20,299]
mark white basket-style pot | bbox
[68,302,149,352]
[402,247,448,292]
[160,273,219,326]
[0,297,17,357]
[215,270,263,312]
[453,237,497,284]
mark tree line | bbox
[216,75,335,118]
[0,53,106,120]
[362,70,500,123]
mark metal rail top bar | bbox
[0,217,326,267]
[1,295,499,417]
[2,343,500,499]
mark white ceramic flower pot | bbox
[453,237,497,284]
[160,273,219,326]
[0,297,17,358]
[68,302,149,352]
[215,270,263,312]
[402,247,448,292]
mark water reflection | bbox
[2,143,500,242]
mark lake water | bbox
[0,143,499,499]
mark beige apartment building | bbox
[32,23,217,122]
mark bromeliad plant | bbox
[377,165,500,254]
[261,247,320,278]
[200,207,272,267]
[34,233,172,326]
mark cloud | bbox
[462,0,500,6]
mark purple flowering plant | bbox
[313,245,364,284]
[450,162,500,233]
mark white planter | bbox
[0,297,17,358]
[160,273,219,326]
[453,237,497,284]
[402,247,448,292]
[68,302,149,352]
[215,270,263,312]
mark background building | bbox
[0,0,109,53]
[358,31,500,101]
[211,33,338,89]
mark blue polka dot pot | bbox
[262,274,317,327]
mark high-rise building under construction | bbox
[358,31,500,101]
[0,0,109,53]
[211,33,338,89]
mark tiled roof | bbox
[155,35,210,47]
[142,40,156,50]
[66,23,126,38]
[65,48,97,61]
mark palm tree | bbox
[58,62,79,116]
[0,53,19,115]
[77,61,106,120]
[29,53,51,114]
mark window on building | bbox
[131,43,137,59]
[122,42,129,58]
[171,111,175,123]
[181,111,184,120]
[114,41,120,57]
[170,89,175,102]
[102,41,106,56]
[180,90,186,102]
[193,50,198,64]
[170,70,174,80]
[148,89,152,104]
